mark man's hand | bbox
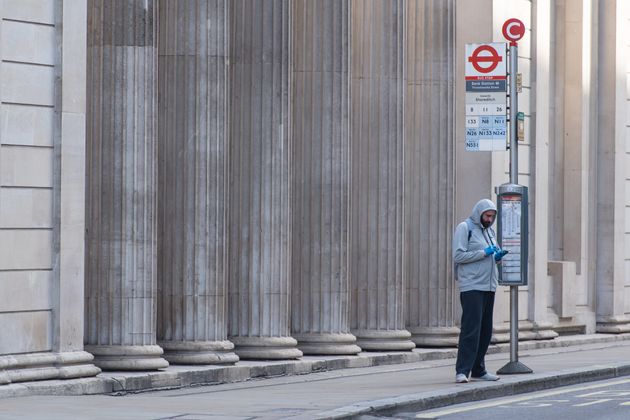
[484,245,499,256]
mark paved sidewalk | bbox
[1,335,630,419]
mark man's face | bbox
[481,210,496,228]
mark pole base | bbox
[497,360,533,375]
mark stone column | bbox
[85,0,168,370]
[530,0,558,340]
[156,0,238,365]
[349,0,414,351]
[545,0,597,334]
[595,0,630,333]
[290,0,360,355]
[228,0,302,360]
[404,0,458,347]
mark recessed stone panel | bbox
[625,287,630,313]
[0,146,53,188]
[0,188,52,228]
[2,0,55,25]
[0,311,51,354]
[2,20,55,65]
[0,271,51,312]
[0,230,52,270]
[1,62,54,106]
[0,104,54,146]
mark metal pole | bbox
[508,44,519,365]
[510,286,518,362]
[509,44,518,186]
[497,42,532,375]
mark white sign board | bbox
[465,43,508,152]
[500,196,522,283]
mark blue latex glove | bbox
[484,245,499,256]
[494,249,509,261]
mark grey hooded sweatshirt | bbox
[452,199,499,292]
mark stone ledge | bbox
[1,333,629,399]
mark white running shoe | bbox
[475,372,500,381]
[455,373,469,383]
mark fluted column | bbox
[85,0,168,370]
[349,0,414,351]
[529,0,558,341]
[595,0,630,333]
[228,0,302,360]
[404,0,458,347]
[290,0,360,355]
[156,0,238,365]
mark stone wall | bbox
[0,0,57,357]
[0,0,99,384]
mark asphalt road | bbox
[398,376,630,420]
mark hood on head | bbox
[469,199,497,227]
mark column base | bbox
[552,322,586,336]
[596,315,630,333]
[294,333,361,355]
[491,321,558,343]
[230,336,303,360]
[527,321,559,340]
[158,340,239,365]
[85,345,169,371]
[0,351,100,384]
[409,326,460,347]
[491,327,510,343]
[352,329,416,351]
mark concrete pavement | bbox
[1,334,630,419]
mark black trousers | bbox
[455,290,495,377]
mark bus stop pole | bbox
[497,42,532,375]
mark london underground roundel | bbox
[465,43,507,80]
[468,45,503,74]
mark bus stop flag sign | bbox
[465,43,508,152]
[502,18,526,45]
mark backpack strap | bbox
[465,219,474,242]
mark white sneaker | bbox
[475,372,500,381]
[455,373,469,383]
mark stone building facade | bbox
[1,0,630,383]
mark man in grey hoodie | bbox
[452,199,507,383]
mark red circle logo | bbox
[468,45,502,74]
[502,18,525,44]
